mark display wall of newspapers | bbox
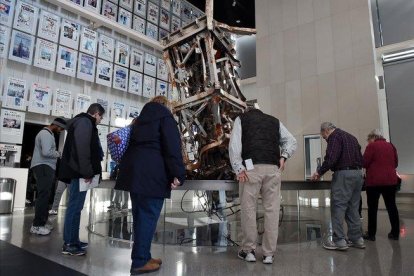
[0,0,202,126]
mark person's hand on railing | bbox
[171,177,180,189]
[311,172,321,181]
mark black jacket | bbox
[58,113,102,183]
[115,102,185,198]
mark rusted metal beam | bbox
[206,0,214,30]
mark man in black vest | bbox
[229,106,297,264]
[59,103,105,256]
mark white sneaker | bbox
[30,226,51,235]
[238,250,256,262]
[49,210,58,215]
[263,256,274,264]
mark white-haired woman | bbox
[363,129,400,241]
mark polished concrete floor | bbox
[1,191,413,276]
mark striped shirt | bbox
[318,128,363,175]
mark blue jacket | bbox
[115,102,185,198]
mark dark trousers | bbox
[63,179,87,244]
[366,185,400,237]
[32,165,55,226]
[130,193,164,268]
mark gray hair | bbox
[320,122,337,131]
[367,129,384,140]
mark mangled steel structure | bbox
[161,0,256,180]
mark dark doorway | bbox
[20,123,45,167]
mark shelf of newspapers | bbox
[44,0,164,51]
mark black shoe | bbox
[363,233,376,241]
[62,243,86,256]
[388,233,399,240]
[78,241,88,249]
[237,250,256,262]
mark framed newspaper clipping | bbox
[115,41,130,67]
[13,1,39,34]
[102,0,118,22]
[128,70,143,95]
[56,46,78,77]
[74,94,91,114]
[28,83,52,115]
[0,25,11,59]
[118,8,132,28]
[37,10,60,43]
[52,89,72,118]
[156,79,168,97]
[144,52,157,77]
[142,75,155,98]
[113,65,129,91]
[130,47,144,72]
[147,1,159,24]
[120,0,134,11]
[97,98,109,125]
[2,77,27,111]
[0,0,15,27]
[77,52,96,82]
[60,19,80,50]
[0,109,25,144]
[9,30,35,65]
[96,59,113,88]
[79,27,98,56]
[133,15,146,35]
[157,58,168,81]
[134,0,147,18]
[84,0,101,13]
[33,38,58,72]
[98,34,115,62]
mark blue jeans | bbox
[130,193,164,268]
[63,179,87,245]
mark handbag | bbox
[107,125,132,163]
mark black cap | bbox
[52,117,67,129]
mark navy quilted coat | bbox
[115,102,185,198]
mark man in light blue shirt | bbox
[30,118,66,235]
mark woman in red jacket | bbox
[363,129,400,241]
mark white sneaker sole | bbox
[263,258,274,264]
[30,230,50,235]
[323,244,348,251]
[238,254,256,262]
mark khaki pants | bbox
[240,164,281,256]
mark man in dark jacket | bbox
[59,103,105,256]
[312,122,365,251]
[115,96,185,275]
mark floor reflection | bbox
[89,211,327,246]
[87,187,332,247]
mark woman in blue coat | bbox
[115,96,185,275]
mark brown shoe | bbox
[149,258,162,265]
[130,261,160,275]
